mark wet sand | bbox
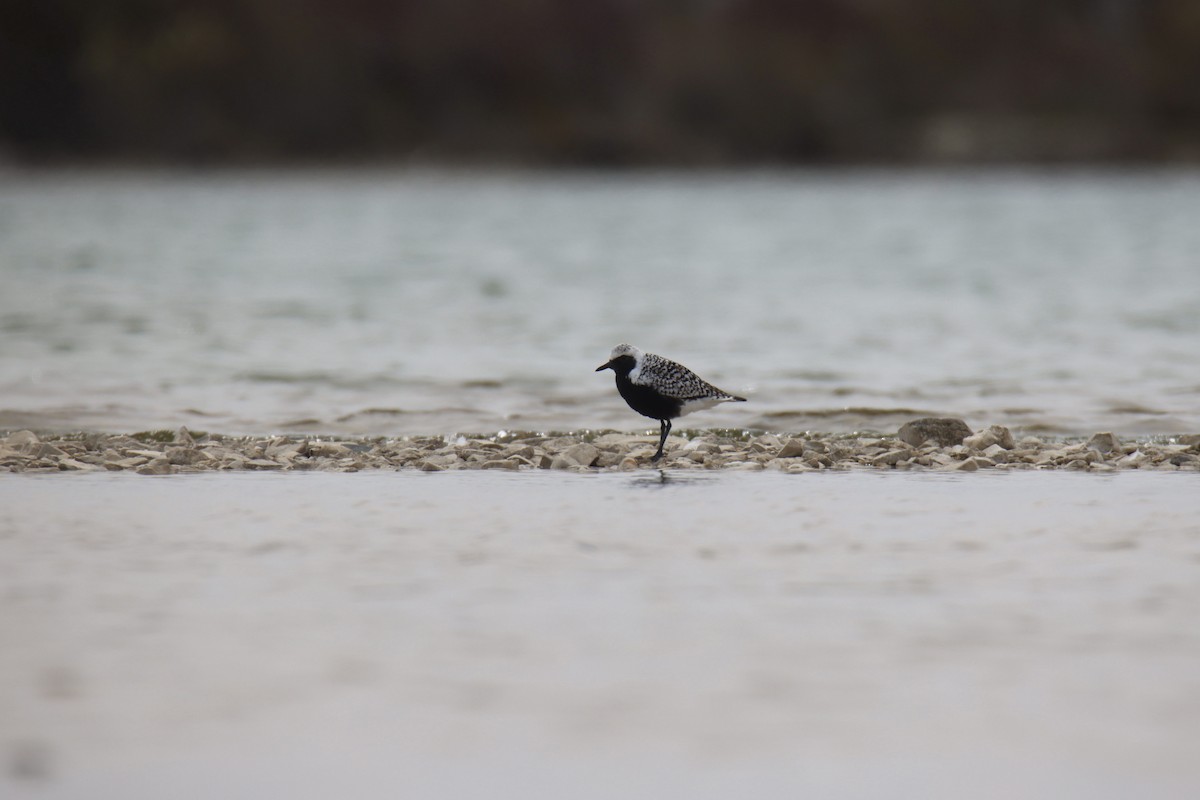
[2,469,1199,799]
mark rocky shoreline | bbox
[3,420,1200,475]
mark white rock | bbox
[137,458,174,475]
[558,443,600,468]
[1086,432,1119,454]
[983,444,1009,461]
[777,438,807,458]
[1117,451,1149,468]
[309,442,351,457]
[963,425,1014,451]
[107,456,149,470]
[480,460,520,470]
[5,430,40,447]
[752,434,782,450]
[245,458,284,470]
[58,458,99,471]
[125,449,166,459]
[870,449,909,467]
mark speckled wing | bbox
[635,352,739,401]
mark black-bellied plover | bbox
[595,343,747,462]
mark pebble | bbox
[870,449,910,467]
[1,423,1198,475]
[898,418,973,447]
[245,459,284,470]
[551,443,600,470]
[136,458,174,476]
[777,438,807,458]
[1086,432,1120,454]
[963,425,1016,451]
[58,458,98,472]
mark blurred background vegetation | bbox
[2,0,1199,165]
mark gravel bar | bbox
[4,422,1199,475]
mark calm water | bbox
[2,167,1199,437]
[3,469,1200,798]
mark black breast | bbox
[615,375,683,421]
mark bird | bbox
[595,343,746,462]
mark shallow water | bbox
[2,469,1199,798]
[2,167,1200,437]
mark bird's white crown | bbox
[608,343,643,362]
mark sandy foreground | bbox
[2,462,1199,799]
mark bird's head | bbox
[595,343,642,373]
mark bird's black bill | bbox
[595,361,613,372]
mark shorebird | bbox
[595,343,746,462]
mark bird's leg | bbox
[651,419,671,462]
